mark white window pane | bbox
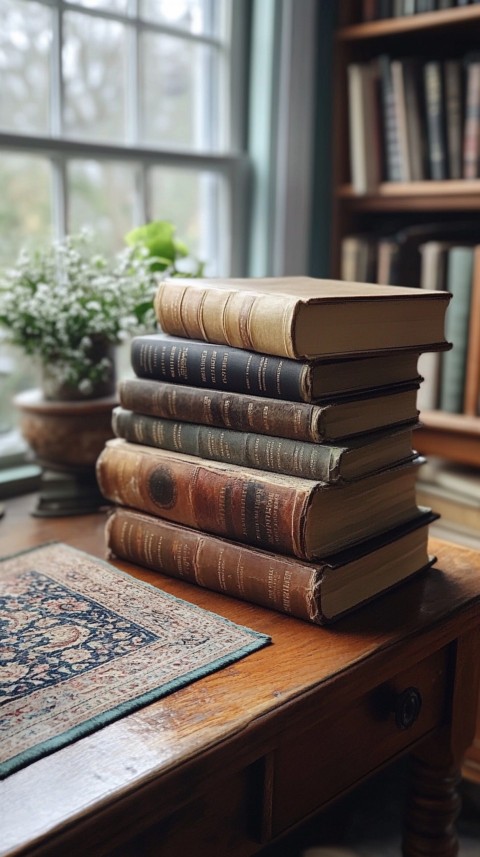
[0,153,52,267]
[63,12,127,142]
[140,0,218,36]
[141,34,221,150]
[0,0,51,134]
[68,159,137,254]
[65,0,128,10]
[0,343,40,435]
[149,166,223,273]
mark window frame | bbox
[0,0,251,274]
[0,0,251,477]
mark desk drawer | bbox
[271,647,449,836]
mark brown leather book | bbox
[96,438,423,559]
[118,376,420,443]
[153,276,451,359]
[105,507,436,624]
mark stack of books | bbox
[96,277,450,624]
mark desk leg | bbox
[402,732,461,857]
[402,627,480,857]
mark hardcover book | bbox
[416,241,451,412]
[340,235,377,283]
[118,377,420,443]
[106,507,436,625]
[424,60,448,180]
[111,408,418,483]
[378,54,404,182]
[463,55,480,180]
[440,246,474,413]
[131,334,423,404]
[96,438,423,559]
[401,57,428,181]
[464,245,480,415]
[347,62,382,192]
[153,276,451,360]
[444,59,464,181]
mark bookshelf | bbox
[330,2,480,467]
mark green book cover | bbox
[440,247,474,413]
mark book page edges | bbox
[159,276,451,301]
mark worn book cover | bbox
[111,407,418,483]
[154,275,451,359]
[131,334,424,403]
[96,438,423,559]
[106,507,436,624]
[118,376,420,443]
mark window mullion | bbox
[50,2,63,138]
[50,1,66,238]
[52,156,68,238]
[126,0,140,146]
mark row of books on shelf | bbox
[417,456,480,544]
[95,275,451,625]
[361,0,479,23]
[348,52,480,190]
[341,229,480,415]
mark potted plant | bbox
[0,223,202,513]
[0,221,202,401]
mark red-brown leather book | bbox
[105,506,436,624]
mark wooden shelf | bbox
[331,3,480,466]
[337,181,480,212]
[332,1,480,784]
[337,6,480,42]
[416,412,480,468]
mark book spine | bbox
[96,442,312,558]
[154,281,299,359]
[106,508,324,624]
[440,247,474,413]
[118,378,325,442]
[464,245,480,415]
[444,60,463,180]
[391,60,411,181]
[378,55,404,182]
[131,336,310,402]
[416,242,448,411]
[347,63,368,193]
[112,408,343,482]
[463,60,480,180]
[423,61,448,180]
[403,59,427,181]
[362,0,378,20]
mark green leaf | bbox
[133,299,154,320]
[173,239,189,258]
[125,221,177,263]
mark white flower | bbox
[0,231,159,390]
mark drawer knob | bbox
[393,687,422,730]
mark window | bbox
[0,0,249,454]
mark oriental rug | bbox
[0,542,270,778]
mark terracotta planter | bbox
[14,390,117,469]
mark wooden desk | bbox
[1,495,480,857]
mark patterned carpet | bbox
[0,542,269,778]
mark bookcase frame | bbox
[331,3,480,467]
